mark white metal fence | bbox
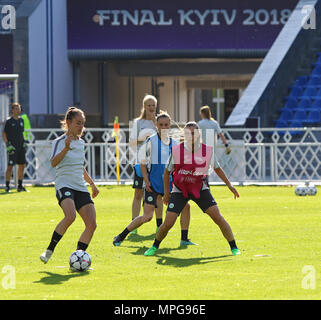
[1,126,320,186]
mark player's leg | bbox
[155,195,163,232]
[113,202,155,246]
[179,204,196,246]
[77,203,97,251]
[40,191,77,263]
[5,165,13,192]
[144,210,178,256]
[205,205,240,255]
[144,192,187,256]
[131,186,143,235]
[17,164,26,192]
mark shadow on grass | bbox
[127,233,157,242]
[125,245,232,267]
[34,271,88,285]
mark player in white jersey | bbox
[197,105,231,154]
[40,107,99,264]
[128,94,163,233]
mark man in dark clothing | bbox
[2,102,27,192]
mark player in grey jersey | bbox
[40,107,99,265]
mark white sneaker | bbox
[40,249,53,264]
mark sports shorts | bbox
[132,166,143,189]
[143,187,163,208]
[56,187,94,212]
[167,189,217,215]
[7,147,26,166]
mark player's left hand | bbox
[91,184,99,198]
[228,185,239,199]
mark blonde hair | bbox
[200,105,214,120]
[60,106,86,135]
[137,94,157,120]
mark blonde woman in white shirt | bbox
[40,107,99,264]
[129,95,164,233]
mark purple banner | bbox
[0,34,13,73]
[67,0,298,51]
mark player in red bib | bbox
[144,122,241,256]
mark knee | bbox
[163,219,175,230]
[134,190,143,201]
[142,213,153,223]
[65,213,76,226]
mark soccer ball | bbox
[69,250,91,272]
[295,185,307,196]
[307,185,317,196]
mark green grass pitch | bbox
[0,185,320,300]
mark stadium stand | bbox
[225,0,321,130]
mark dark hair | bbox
[60,106,85,133]
[156,110,171,122]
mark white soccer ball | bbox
[306,185,317,196]
[295,185,308,196]
[69,250,91,272]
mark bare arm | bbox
[214,167,239,199]
[219,133,228,145]
[84,167,99,198]
[163,168,171,205]
[140,163,152,192]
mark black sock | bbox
[47,231,63,252]
[18,179,22,187]
[156,218,162,228]
[153,239,161,249]
[229,240,238,250]
[77,241,88,251]
[118,228,130,241]
[6,181,9,188]
[181,229,188,241]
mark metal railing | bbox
[0,126,321,186]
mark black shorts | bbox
[7,147,26,166]
[167,189,217,215]
[143,188,162,208]
[56,187,94,212]
[132,167,143,189]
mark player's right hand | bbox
[145,180,153,193]
[7,142,15,155]
[65,135,73,150]
[163,192,170,205]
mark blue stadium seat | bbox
[312,65,321,75]
[278,109,293,122]
[288,86,303,98]
[293,110,307,121]
[311,97,321,109]
[297,97,311,109]
[306,75,321,86]
[305,110,321,125]
[316,87,321,97]
[274,119,288,135]
[282,96,298,111]
[288,120,303,135]
[302,86,318,97]
[312,55,321,67]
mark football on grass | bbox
[69,250,91,272]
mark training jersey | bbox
[50,134,88,193]
[197,118,222,147]
[3,117,25,148]
[166,142,220,193]
[129,118,157,176]
[138,133,177,194]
